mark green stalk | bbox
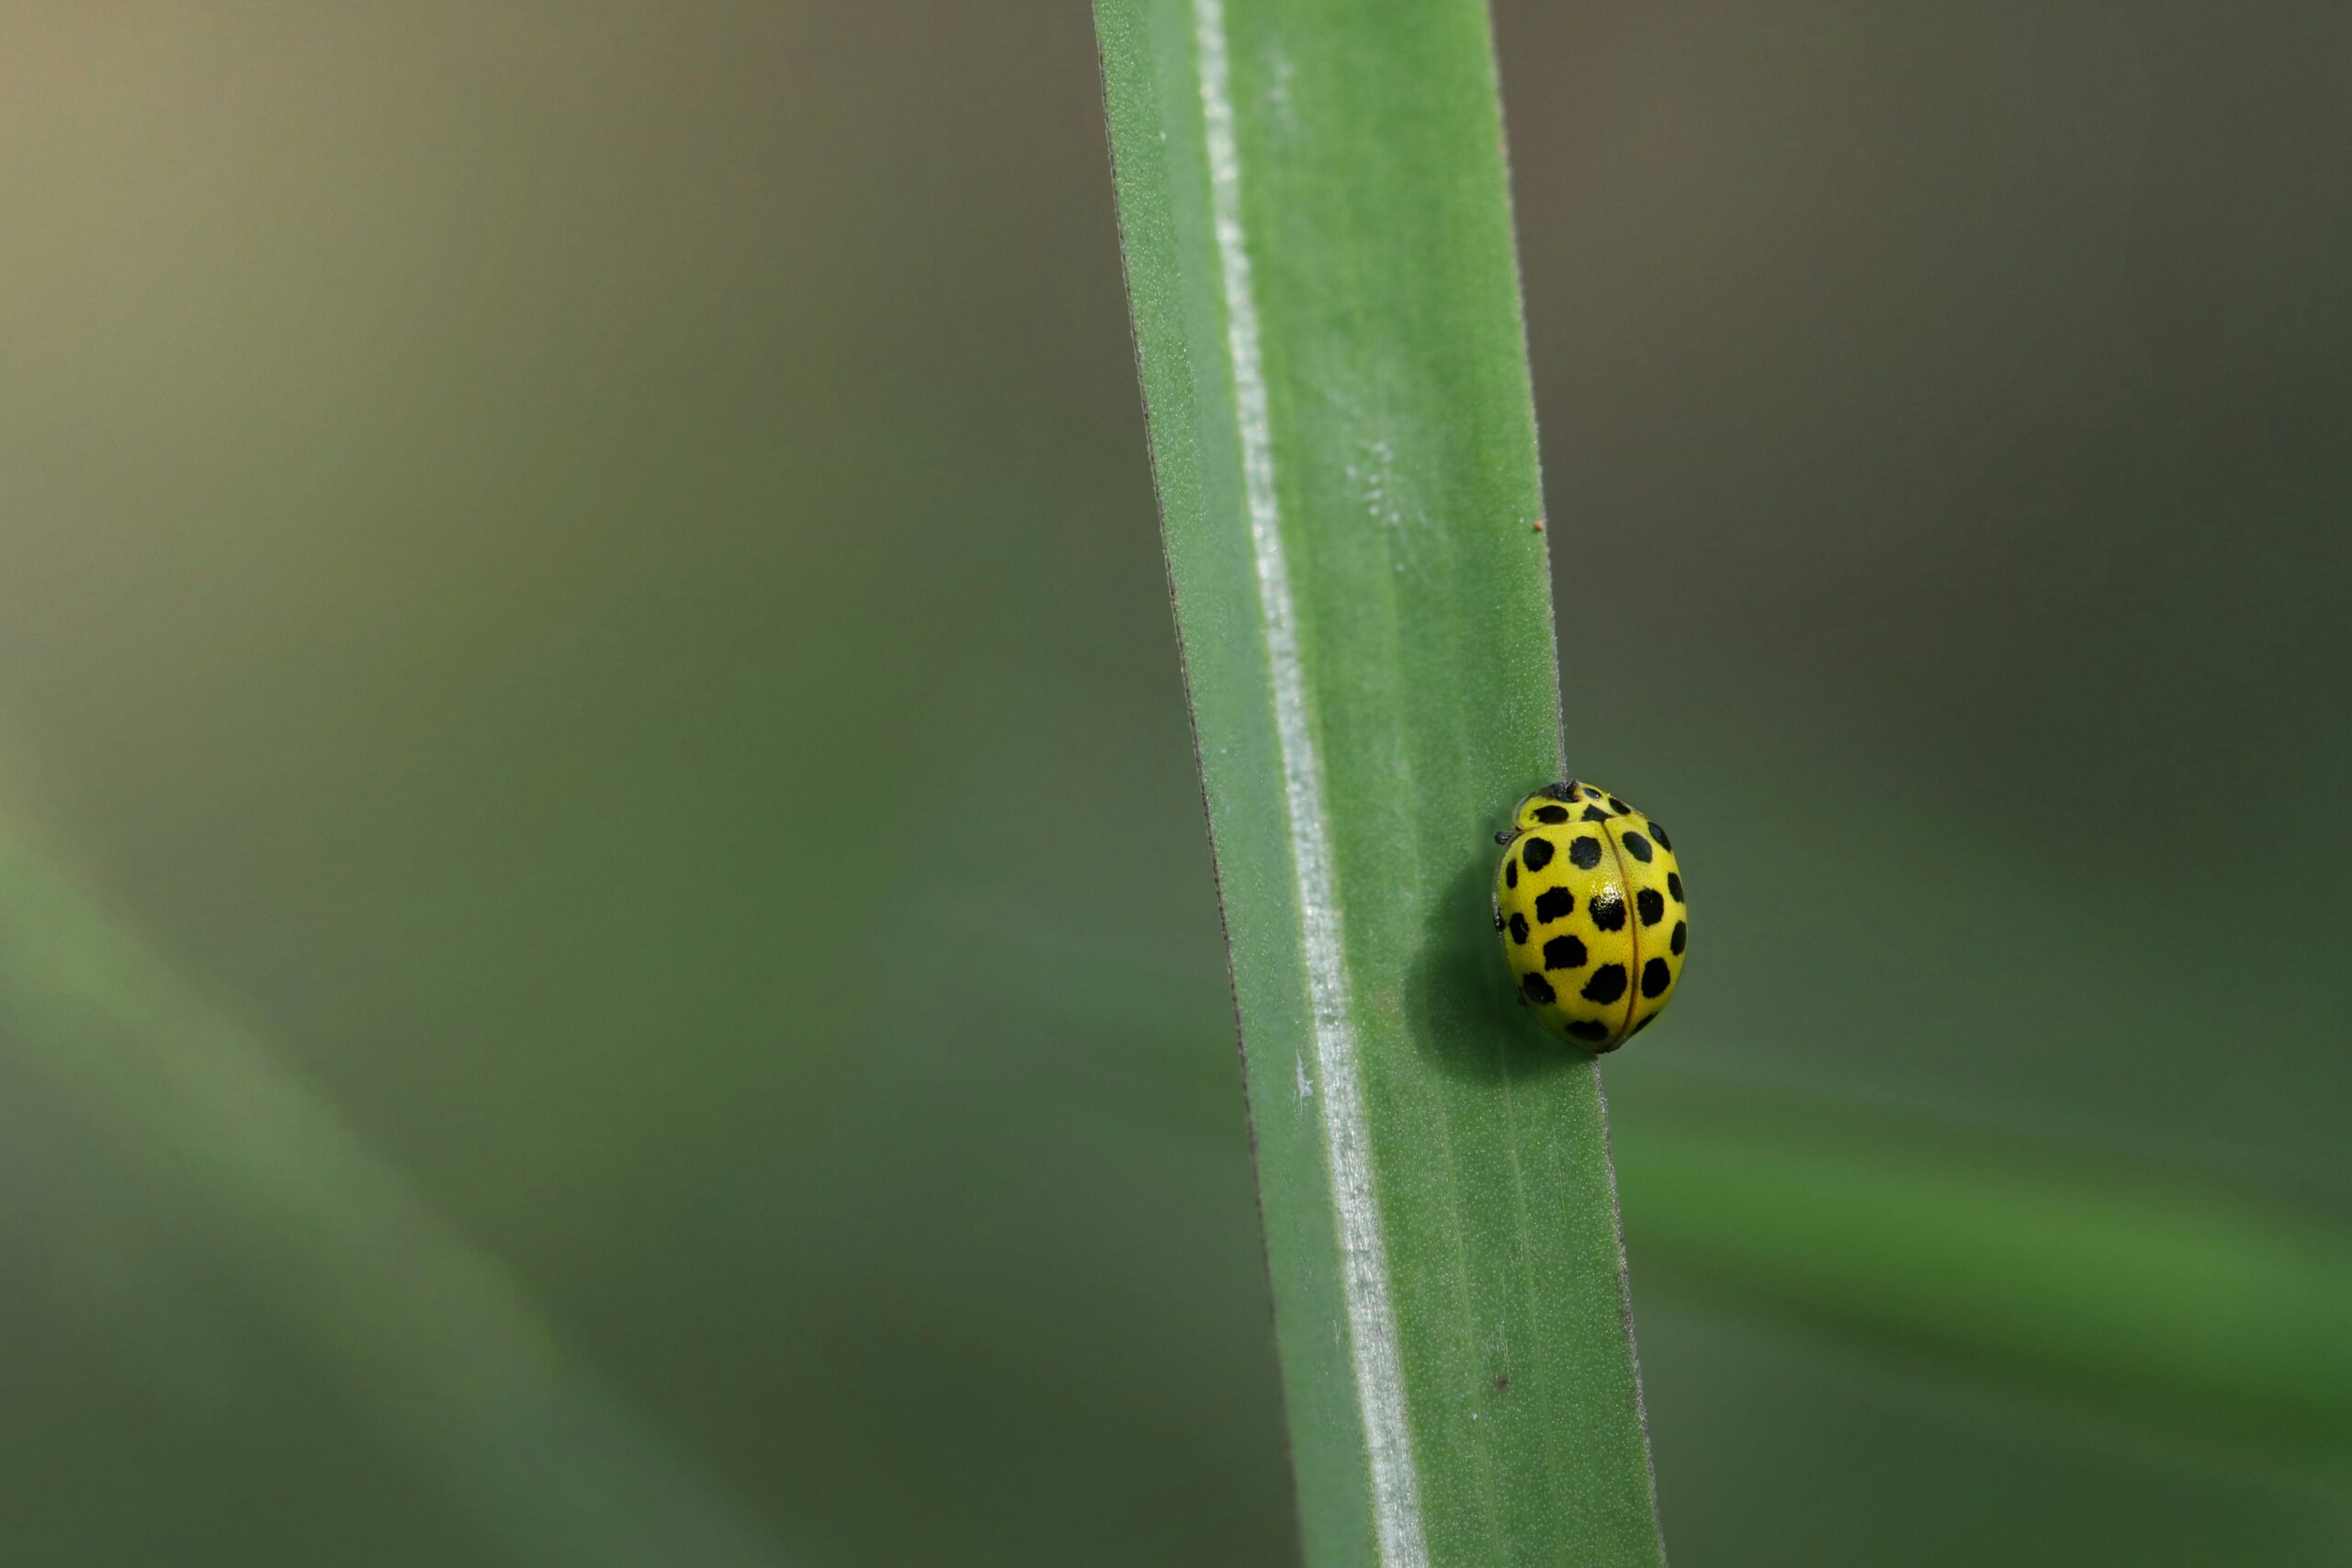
[0,811,786,1568]
[1094,4,1668,1563]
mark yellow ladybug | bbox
[1492,781,1686,1051]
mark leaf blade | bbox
[1095,3,1668,1562]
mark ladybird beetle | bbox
[1492,781,1686,1052]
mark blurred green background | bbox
[2,4,2347,1563]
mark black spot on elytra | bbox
[1521,837,1555,872]
[1589,888,1626,931]
[1636,887,1665,926]
[1532,804,1570,825]
[1620,830,1654,863]
[1582,805,1611,821]
[1542,934,1588,971]
[1648,820,1671,851]
[1542,782,1577,801]
[1567,836,1603,870]
[1580,964,1627,1005]
[1667,871,1684,902]
[1520,971,1555,1005]
[1566,1020,1611,1043]
[1509,913,1529,945]
[1506,860,1518,889]
[1642,957,1672,998]
[1607,795,1632,814]
[1533,886,1575,923]
[1670,919,1687,955]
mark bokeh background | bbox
[3,4,2348,1564]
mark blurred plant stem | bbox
[0,816,789,1568]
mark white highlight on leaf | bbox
[1191,5,1429,1563]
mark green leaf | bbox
[0,816,789,1568]
[1093,4,1668,1564]
[1611,1077,2352,1470]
